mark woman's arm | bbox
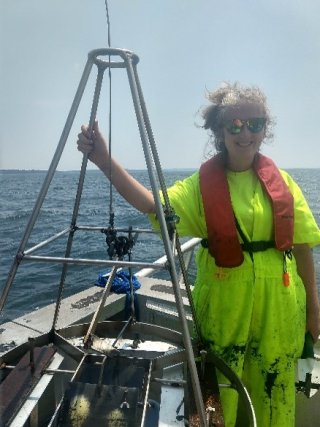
[77,121,156,214]
[293,243,320,342]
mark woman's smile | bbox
[235,140,254,147]
[223,103,266,171]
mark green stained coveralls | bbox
[150,168,320,427]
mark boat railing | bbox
[136,237,201,279]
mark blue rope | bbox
[95,271,141,320]
[95,270,141,294]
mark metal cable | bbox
[103,2,136,322]
[105,0,114,228]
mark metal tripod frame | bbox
[0,48,209,425]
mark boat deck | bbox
[0,276,191,357]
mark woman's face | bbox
[222,102,266,171]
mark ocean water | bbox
[0,168,319,325]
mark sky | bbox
[1,0,320,170]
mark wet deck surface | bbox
[0,277,189,356]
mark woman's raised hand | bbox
[77,121,109,173]
[76,120,155,213]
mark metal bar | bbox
[52,331,85,364]
[133,65,203,343]
[111,316,133,348]
[88,47,139,68]
[132,65,169,206]
[57,321,185,349]
[153,377,187,386]
[52,65,105,329]
[23,236,198,274]
[175,234,203,342]
[141,360,153,427]
[83,266,118,346]
[0,57,94,313]
[76,225,156,233]
[133,64,200,342]
[2,366,77,376]
[178,246,194,284]
[136,237,201,277]
[23,228,71,255]
[70,354,87,382]
[42,368,76,375]
[125,53,207,426]
[133,65,207,418]
[22,255,166,269]
[96,355,107,396]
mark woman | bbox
[77,82,320,426]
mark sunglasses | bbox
[224,117,266,135]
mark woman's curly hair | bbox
[202,82,275,154]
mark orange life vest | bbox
[199,153,294,267]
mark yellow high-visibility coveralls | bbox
[150,168,320,427]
